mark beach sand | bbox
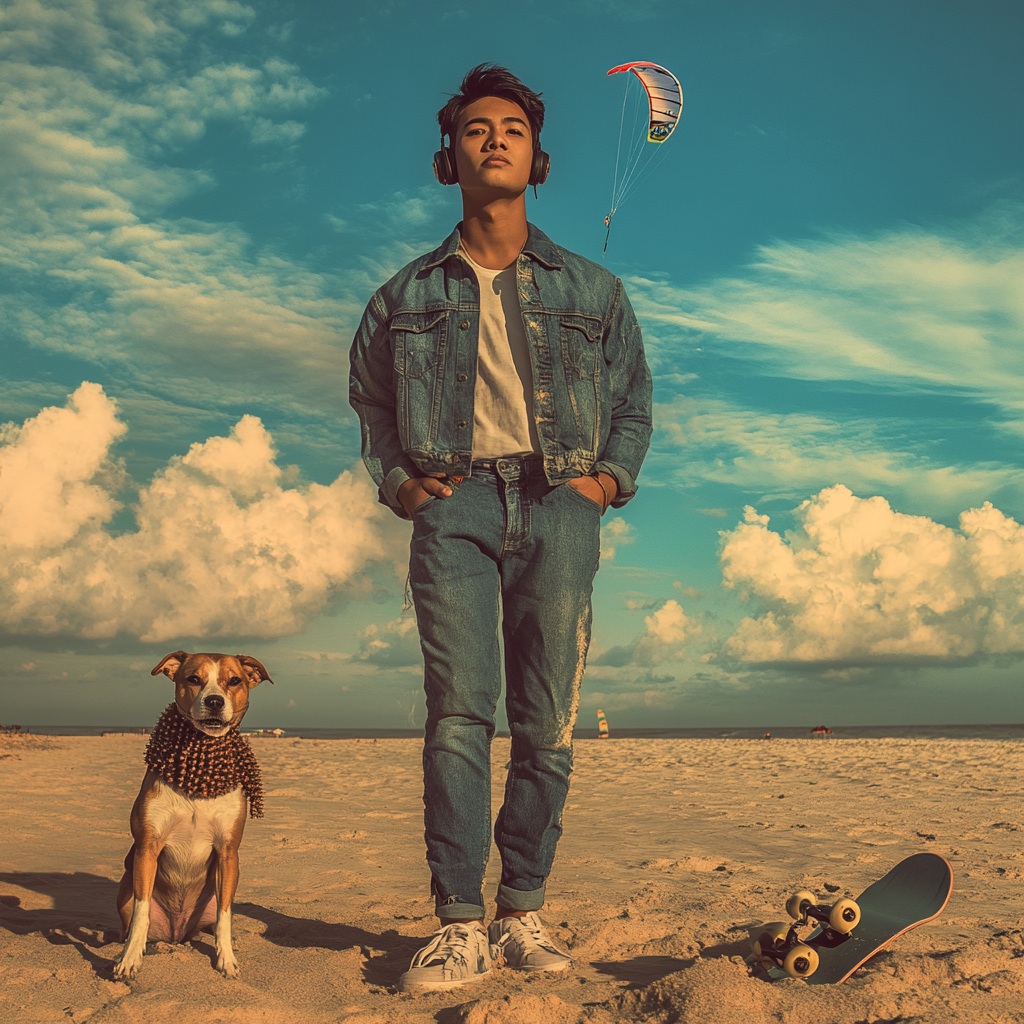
[1,733,1021,1023]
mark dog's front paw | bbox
[216,949,240,978]
[112,952,141,980]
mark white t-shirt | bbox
[461,248,542,459]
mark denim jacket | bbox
[349,223,653,518]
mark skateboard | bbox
[752,852,953,984]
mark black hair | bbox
[437,64,545,149]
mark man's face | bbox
[454,95,534,195]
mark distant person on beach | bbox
[349,64,652,992]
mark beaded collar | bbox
[144,703,263,818]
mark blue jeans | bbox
[409,457,602,920]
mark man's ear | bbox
[151,651,190,679]
[236,655,273,688]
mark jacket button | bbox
[457,373,468,381]
[458,420,467,428]
[460,320,469,330]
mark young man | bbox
[349,65,652,992]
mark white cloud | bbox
[290,649,351,662]
[0,0,356,414]
[631,220,1024,421]
[326,186,458,285]
[0,384,391,642]
[635,599,703,663]
[652,395,1020,513]
[719,484,1024,664]
[644,599,690,644]
[600,516,636,561]
[249,117,306,145]
[355,188,452,231]
[149,59,323,145]
[0,381,126,549]
[594,598,703,668]
[0,2,305,153]
[357,615,421,668]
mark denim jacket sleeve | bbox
[349,290,421,513]
[592,278,653,507]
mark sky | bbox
[1,0,1022,729]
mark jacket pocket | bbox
[392,311,448,380]
[558,315,602,379]
[391,310,448,450]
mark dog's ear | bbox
[236,655,273,687]
[151,651,190,679]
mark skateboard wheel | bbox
[752,922,790,958]
[828,897,861,933]
[782,942,819,978]
[786,890,815,921]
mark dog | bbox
[112,651,272,980]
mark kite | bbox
[604,61,683,252]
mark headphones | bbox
[433,133,550,187]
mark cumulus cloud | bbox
[719,485,1024,664]
[630,221,1024,421]
[600,516,636,561]
[357,615,421,668]
[594,598,704,668]
[0,384,390,641]
[636,600,703,663]
[0,381,126,549]
[653,395,1020,513]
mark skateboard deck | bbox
[765,852,953,984]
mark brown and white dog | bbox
[113,651,272,980]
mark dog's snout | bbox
[203,694,225,711]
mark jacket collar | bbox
[422,222,565,270]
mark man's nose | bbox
[485,134,506,149]
[204,694,225,711]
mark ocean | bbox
[11,724,1023,740]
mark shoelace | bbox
[494,915,554,953]
[416,924,477,966]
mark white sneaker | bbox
[398,922,492,993]
[488,912,572,972]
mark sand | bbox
[1,732,1021,1024]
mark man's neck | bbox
[459,192,529,270]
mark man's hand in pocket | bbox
[398,476,453,516]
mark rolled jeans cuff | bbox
[496,883,546,913]
[436,900,485,921]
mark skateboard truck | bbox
[752,891,862,979]
[751,922,820,978]
[786,890,861,936]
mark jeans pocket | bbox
[561,481,603,512]
[412,494,438,514]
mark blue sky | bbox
[1,0,1022,728]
